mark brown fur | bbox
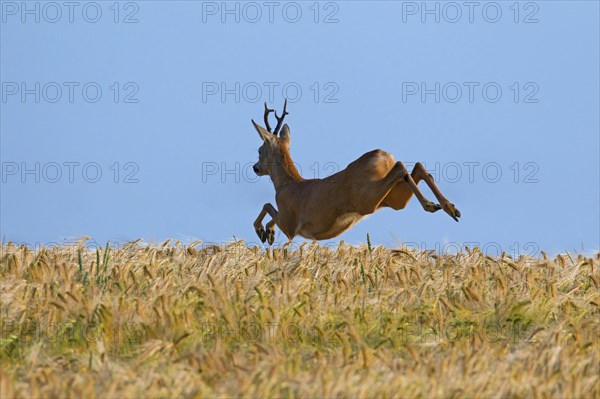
[251,119,460,244]
[277,142,303,182]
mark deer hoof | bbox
[267,230,275,245]
[443,203,461,222]
[255,227,267,243]
[425,202,442,213]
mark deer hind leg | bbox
[360,161,441,215]
[253,203,278,245]
[381,166,420,211]
[411,162,461,221]
[383,162,460,221]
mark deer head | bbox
[251,99,291,176]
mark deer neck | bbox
[269,145,303,191]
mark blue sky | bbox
[1,1,599,256]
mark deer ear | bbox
[252,120,274,143]
[279,124,291,146]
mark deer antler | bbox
[263,102,274,132]
[273,99,289,136]
[262,100,289,136]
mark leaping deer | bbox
[251,100,461,245]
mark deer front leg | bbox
[412,162,461,222]
[253,203,278,245]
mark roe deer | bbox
[252,100,460,244]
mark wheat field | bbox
[0,239,598,398]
